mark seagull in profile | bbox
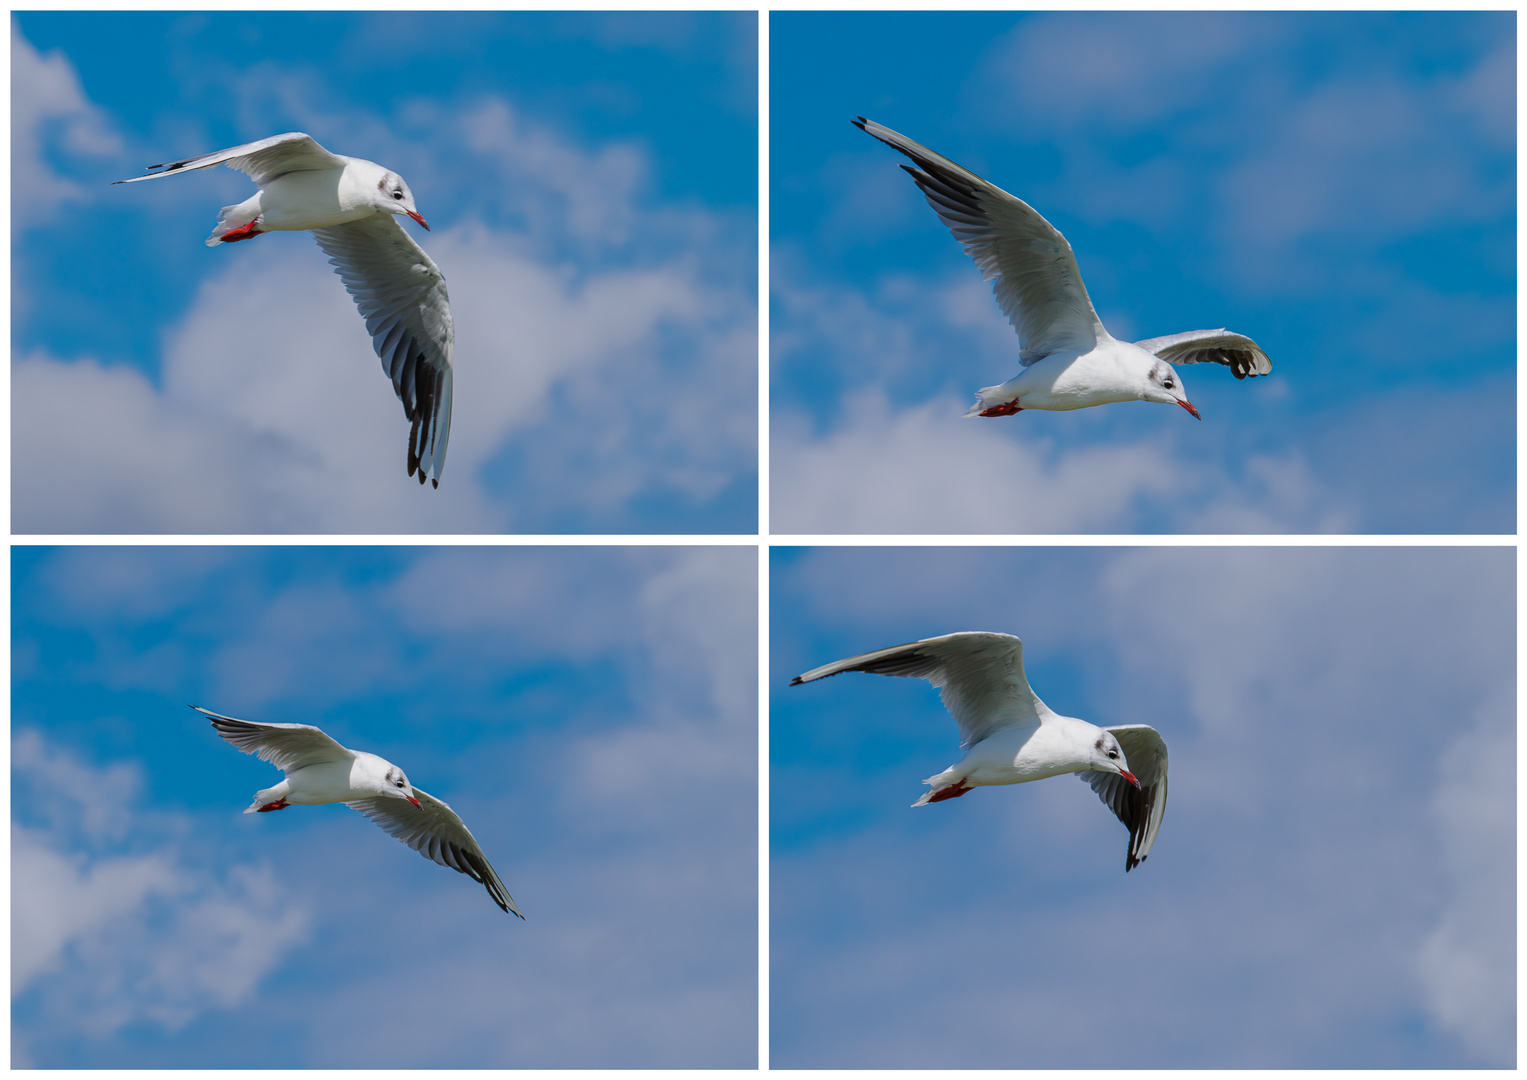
[199,706,521,916]
[855,117,1270,421]
[792,631,1168,871]
[117,133,453,486]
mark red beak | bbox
[1178,398,1201,420]
[407,210,430,231]
[407,794,422,808]
[1119,769,1140,790]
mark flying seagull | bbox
[117,133,453,487]
[792,631,1168,871]
[199,706,521,916]
[855,117,1270,420]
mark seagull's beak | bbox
[406,209,430,231]
[1119,769,1141,790]
[406,792,422,808]
[1177,398,1201,420]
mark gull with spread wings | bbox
[856,117,1270,421]
[793,631,1168,871]
[117,133,453,487]
[200,706,521,916]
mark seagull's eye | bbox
[393,190,404,200]
[1165,379,1175,389]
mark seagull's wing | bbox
[1079,724,1168,872]
[1134,328,1271,380]
[792,631,1045,749]
[311,215,454,487]
[115,132,346,187]
[855,117,1104,366]
[347,788,523,918]
[197,706,352,773]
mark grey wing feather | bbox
[1134,328,1271,379]
[1078,724,1168,871]
[792,631,1045,749]
[115,132,346,186]
[310,215,454,487]
[855,117,1103,366]
[347,788,522,918]
[196,706,352,773]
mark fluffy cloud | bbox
[11,731,310,1064]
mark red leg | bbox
[979,400,1023,417]
[220,220,263,243]
[926,779,973,803]
[256,798,289,812]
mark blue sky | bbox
[772,546,1514,1067]
[771,12,1514,533]
[13,12,757,533]
[12,545,757,1068]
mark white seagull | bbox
[200,706,522,916]
[117,133,454,487]
[856,117,1270,420]
[792,631,1168,871]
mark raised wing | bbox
[792,631,1046,749]
[311,215,455,487]
[197,706,352,773]
[1134,329,1271,380]
[855,117,1105,366]
[347,788,522,918]
[115,132,346,187]
[1079,724,1168,871]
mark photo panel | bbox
[770,11,1512,533]
[14,11,758,534]
[771,545,1513,1067]
[12,545,758,1068]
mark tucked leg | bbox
[220,220,263,243]
[926,779,973,803]
[256,798,289,812]
[979,400,1023,417]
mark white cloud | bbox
[773,392,1184,532]
[11,732,310,1056]
[15,211,751,532]
[1416,690,1515,1065]
[10,20,121,226]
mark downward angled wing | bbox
[311,215,455,487]
[348,788,522,917]
[792,631,1046,749]
[115,132,347,187]
[854,117,1104,366]
[1079,724,1168,871]
[196,706,352,773]
[1134,329,1271,380]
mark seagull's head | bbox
[1093,731,1141,789]
[382,765,423,808]
[376,170,430,231]
[1143,360,1200,420]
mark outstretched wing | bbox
[347,787,522,918]
[197,705,352,773]
[1134,329,1271,380]
[1079,724,1168,871]
[792,631,1046,749]
[115,132,346,187]
[311,215,455,487]
[854,117,1104,366]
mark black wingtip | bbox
[851,116,868,130]
[789,676,804,686]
